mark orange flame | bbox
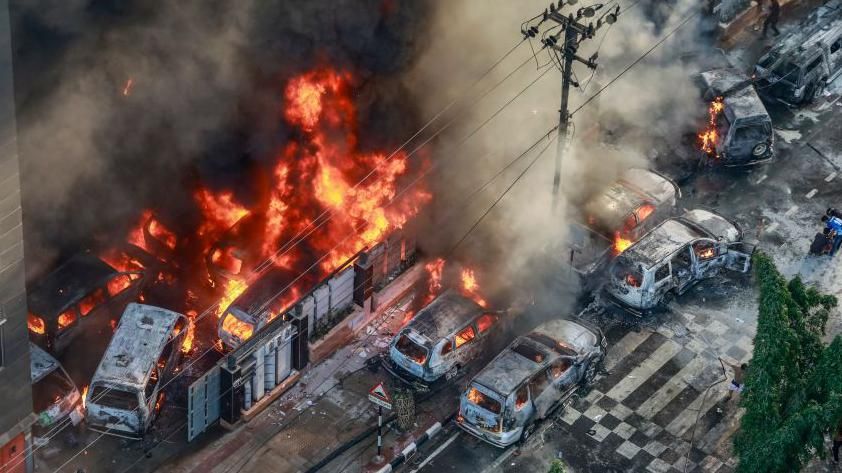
[216,279,248,319]
[424,258,445,303]
[635,203,655,225]
[28,313,45,335]
[195,189,250,233]
[181,310,197,354]
[123,79,133,96]
[221,312,253,342]
[698,97,724,155]
[81,385,89,410]
[613,233,633,254]
[460,268,488,308]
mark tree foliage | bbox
[734,252,842,473]
[548,459,567,473]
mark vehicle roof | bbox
[30,342,60,383]
[530,319,599,354]
[406,290,484,342]
[227,266,318,319]
[91,303,183,391]
[698,69,768,119]
[472,339,550,396]
[621,209,740,269]
[28,253,118,318]
[585,168,677,235]
[764,2,842,64]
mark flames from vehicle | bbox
[424,258,445,304]
[613,233,633,254]
[460,268,488,308]
[81,385,89,410]
[181,310,197,354]
[100,67,429,348]
[698,96,724,156]
[28,313,45,335]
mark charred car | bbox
[28,253,145,354]
[86,303,187,438]
[457,319,605,447]
[604,209,753,315]
[569,168,679,280]
[383,290,506,390]
[30,343,83,436]
[695,68,774,166]
[755,0,842,106]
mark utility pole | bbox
[521,1,622,209]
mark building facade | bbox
[0,1,34,473]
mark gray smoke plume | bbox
[12,0,429,281]
[408,0,708,315]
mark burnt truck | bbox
[86,303,187,438]
[30,343,83,436]
[569,168,679,281]
[695,68,774,166]
[603,209,753,315]
[457,319,605,448]
[755,0,842,106]
[383,291,507,390]
[27,253,146,354]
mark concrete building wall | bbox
[0,0,34,460]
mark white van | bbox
[85,303,187,438]
[30,343,83,435]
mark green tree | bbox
[548,459,567,473]
[733,252,842,473]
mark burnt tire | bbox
[751,143,768,157]
[582,355,603,387]
[445,365,459,381]
[520,422,536,444]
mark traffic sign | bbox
[368,382,392,410]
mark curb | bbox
[373,420,448,473]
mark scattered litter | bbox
[366,326,376,335]
[784,205,799,217]
[826,172,837,182]
[716,408,723,414]
[735,318,744,324]
[806,189,818,199]
[594,415,602,421]
[627,375,636,379]
[754,174,768,185]
[587,429,597,436]
[358,349,368,358]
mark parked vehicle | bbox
[695,68,774,166]
[27,253,146,354]
[383,290,506,391]
[30,343,83,436]
[754,0,842,106]
[86,303,187,438]
[569,168,680,279]
[457,319,605,447]
[603,209,754,315]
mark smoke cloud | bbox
[11,0,430,281]
[408,0,708,315]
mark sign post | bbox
[368,382,392,462]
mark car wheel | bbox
[445,365,459,381]
[813,79,827,100]
[751,143,768,157]
[520,422,535,444]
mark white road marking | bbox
[784,205,799,217]
[765,222,779,233]
[603,330,653,371]
[754,174,768,185]
[826,172,837,182]
[410,432,460,473]
[806,189,818,199]
[605,340,682,403]
[637,357,710,420]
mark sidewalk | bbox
[158,266,424,473]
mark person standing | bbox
[763,0,781,38]
[726,361,747,400]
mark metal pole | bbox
[377,405,383,457]
[552,25,577,211]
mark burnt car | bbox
[28,253,145,354]
[695,68,774,166]
[603,209,754,315]
[30,343,83,436]
[457,319,605,448]
[754,0,842,106]
[569,168,680,280]
[86,303,187,438]
[383,290,506,391]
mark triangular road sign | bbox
[368,382,392,409]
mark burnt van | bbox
[695,69,774,166]
[28,253,145,354]
[383,291,507,391]
[755,0,842,106]
[570,168,680,278]
[457,319,605,447]
[86,303,187,438]
[30,343,83,436]
[603,209,753,314]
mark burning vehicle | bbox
[694,68,774,166]
[754,0,842,106]
[30,343,83,436]
[86,303,187,438]
[569,168,679,280]
[27,253,146,354]
[603,209,753,315]
[457,319,605,448]
[383,290,506,390]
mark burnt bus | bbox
[28,253,145,354]
[217,266,318,350]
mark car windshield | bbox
[527,333,578,357]
[91,386,139,411]
[612,257,643,288]
[395,334,428,365]
[772,60,802,84]
[466,386,502,414]
[33,369,75,413]
[758,52,778,68]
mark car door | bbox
[671,247,694,293]
[529,371,556,419]
[720,241,755,273]
[652,263,673,300]
[452,324,480,367]
[829,36,842,79]
[691,239,723,279]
